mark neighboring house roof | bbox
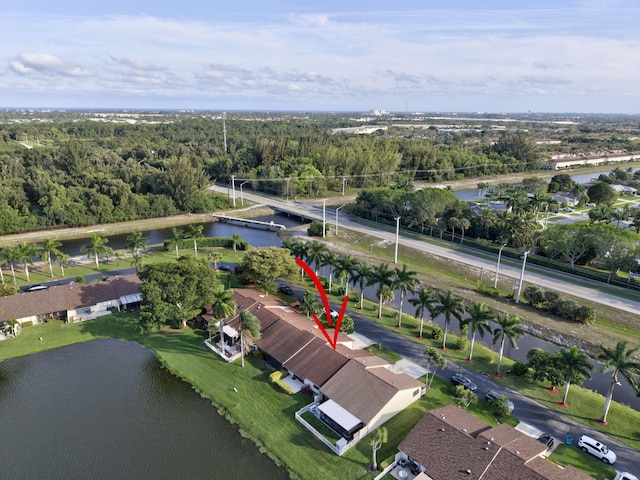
[399,405,592,480]
[0,274,142,322]
[321,359,422,425]
[255,318,316,365]
[283,337,349,387]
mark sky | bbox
[2,0,640,113]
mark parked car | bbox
[278,284,294,296]
[26,284,49,292]
[451,373,478,393]
[577,435,617,464]
[217,265,234,274]
[614,473,638,480]
[537,433,555,450]
[484,390,514,413]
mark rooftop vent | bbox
[466,470,471,475]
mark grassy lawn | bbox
[364,343,403,363]
[550,444,617,479]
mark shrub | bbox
[431,326,443,340]
[269,370,294,394]
[307,221,326,237]
[574,305,596,324]
[456,336,469,351]
[339,314,354,334]
[523,286,545,306]
[511,361,529,377]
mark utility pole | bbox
[240,181,248,206]
[494,243,507,289]
[394,216,400,263]
[335,205,346,235]
[222,113,228,153]
[515,250,530,304]
[231,175,236,207]
[322,199,326,238]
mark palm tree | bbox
[300,290,322,318]
[231,233,243,252]
[0,247,8,284]
[351,261,373,310]
[306,241,328,276]
[424,347,446,388]
[239,309,261,368]
[4,246,20,286]
[393,264,418,328]
[40,237,63,278]
[432,290,464,350]
[409,287,436,338]
[126,231,148,256]
[17,242,37,282]
[57,252,70,277]
[458,217,471,244]
[321,250,338,292]
[366,263,395,318]
[492,312,524,375]
[290,241,310,280]
[557,345,593,406]
[334,254,357,296]
[81,233,110,270]
[463,302,493,362]
[188,224,204,257]
[369,427,388,472]
[597,341,640,424]
[208,251,223,270]
[210,285,237,347]
[167,227,184,259]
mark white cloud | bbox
[9,52,92,77]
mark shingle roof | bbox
[255,319,316,365]
[0,275,141,322]
[398,406,592,480]
[283,337,349,387]
[320,359,422,424]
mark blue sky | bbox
[2,0,639,113]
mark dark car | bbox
[537,433,555,450]
[451,373,478,393]
[218,265,234,274]
[278,285,294,296]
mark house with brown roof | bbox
[204,288,425,455]
[393,405,592,480]
[0,275,142,326]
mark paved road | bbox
[307,286,640,473]
[211,184,640,315]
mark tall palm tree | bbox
[167,227,184,259]
[557,345,593,406]
[231,233,243,252]
[409,287,436,338]
[81,233,110,270]
[40,237,63,278]
[300,290,322,318]
[351,261,373,310]
[208,251,223,270]
[17,242,37,282]
[492,312,524,375]
[393,264,419,328]
[432,290,464,350]
[334,254,356,296]
[239,309,261,368]
[306,241,328,276]
[367,263,395,318]
[458,217,471,244]
[463,302,493,362]
[126,231,148,256]
[188,224,204,257]
[4,246,20,286]
[57,252,70,277]
[597,341,640,424]
[210,285,237,350]
[321,250,338,292]
[290,241,310,280]
[424,346,446,388]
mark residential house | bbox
[0,274,142,326]
[394,405,592,480]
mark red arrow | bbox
[295,257,349,350]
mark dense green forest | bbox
[1,111,639,235]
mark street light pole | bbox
[230,175,236,207]
[494,243,507,289]
[335,205,346,235]
[322,199,326,238]
[394,216,400,263]
[240,181,248,206]
[515,250,530,304]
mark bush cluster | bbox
[522,286,596,324]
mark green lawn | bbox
[550,444,617,479]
